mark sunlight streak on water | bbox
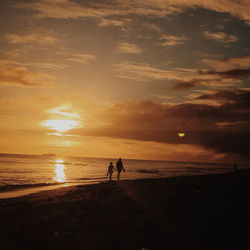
[54,159,67,183]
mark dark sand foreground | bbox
[1,170,250,250]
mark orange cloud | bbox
[203,31,238,44]
[0,62,53,87]
[5,33,58,45]
[14,0,250,25]
[67,53,96,64]
[114,62,242,88]
[160,34,187,46]
[117,43,142,54]
[202,56,250,71]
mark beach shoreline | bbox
[1,170,250,249]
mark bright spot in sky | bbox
[178,132,185,137]
[49,106,80,119]
[54,159,67,183]
[44,119,79,132]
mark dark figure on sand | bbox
[107,162,115,181]
[116,158,125,180]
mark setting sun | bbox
[43,119,80,132]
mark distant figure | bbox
[107,162,115,181]
[116,158,125,180]
[234,163,238,173]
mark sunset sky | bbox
[0,0,250,163]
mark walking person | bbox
[116,158,125,180]
[107,162,115,181]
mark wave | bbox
[187,166,229,172]
[74,163,88,167]
[74,177,107,181]
[137,169,161,175]
[0,160,25,164]
[0,177,108,192]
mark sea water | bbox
[0,153,243,198]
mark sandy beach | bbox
[1,170,250,250]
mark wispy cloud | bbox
[114,62,194,81]
[67,53,96,64]
[141,22,162,32]
[98,18,130,27]
[203,31,238,43]
[0,59,65,70]
[114,61,248,89]
[13,0,250,25]
[202,56,250,71]
[5,33,58,45]
[160,34,187,46]
[117,43,142,54]
[0,62,54,87]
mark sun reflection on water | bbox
[54,159,67,183]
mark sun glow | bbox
[44,119,79,132]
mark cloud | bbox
[173,80,198,90]
[67,53,96,64]
[0,59,65,70]
[14,0,97,19]
[114,62,196,81]
[151,94,174,100]
[13,0,250,25]
[5,33,58,45]
[114,62,243,88]
[204,68,250,79]
[141,22,162,32]
[98,18,130,27]
[117,43,142,54]
[0,62,53,87]
[194,88,250,108]
[203,31,238,43]
[160,34,187,46]
[202,56,250,71]
[70,89,250,159]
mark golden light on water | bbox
[54,159,67,183]
[178,133,185,137]
[55,159,64,163]
[44,119,79,132]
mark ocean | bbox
[0,153,243,198]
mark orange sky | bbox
[0,0,250,163]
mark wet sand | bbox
[1,170,250,250]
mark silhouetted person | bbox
[234,163,238,173]
[116,158,125,180]
[107,162,115,181]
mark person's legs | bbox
[117,171,120,180]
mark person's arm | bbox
[122,163,125,172]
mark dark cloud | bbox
[203,68,250,79]
[195,89,250,108]
[172,68,250,90]
[72,89,250,158]
[172,80,197,90]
